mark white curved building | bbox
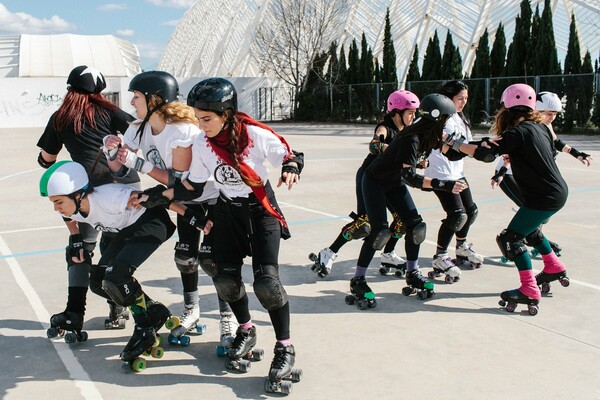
[159,0,600,83]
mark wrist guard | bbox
[183,208,208,230]
[139,184,171,208]
[37,152,56,169]
[491,166,508,183]
[570,148,590,160]
[282,150,304,179]
[431,178,457,192]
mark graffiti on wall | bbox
[0,90,63,122]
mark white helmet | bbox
[40,161,89,197]
[536,91,562,112]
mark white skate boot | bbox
[219,311,239,348]
[308,248,337,278]
[428,254,461,284]
[455,243,484,269]
[379,251,407,277]
[166,303,205,346]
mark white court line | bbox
[0,168,40,181]
[280,201,600,292]
[0,225,65,235]
[0,235,103,400]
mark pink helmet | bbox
[387,90,420,113]
[501,83,536,110]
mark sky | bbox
[0,0,196,70]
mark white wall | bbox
[0,76,270,128]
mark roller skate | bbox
[308,247,337,278]
[345,276,377,310]
[223,325,264,372]
[166,303,205,347]
[454,242,484,269]
[264,343,302,395]
[147,300,171,334]
[47,311,88,344]
[428,254,461,284]
[105,301,130,330]
[402,270,435,300]
[216,311,239,355]
[536,270,570,294]
[379,251,407,277]
[121,324,163,372]
[498,289,540,316]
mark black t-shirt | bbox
[37,107,140,186]
[360,118,403,170]
[365,132,425,183]
[493,121,568,210]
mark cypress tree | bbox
[359,33,374,84]
[422,30,442,80]
[535,0,563,94]
[578,51,594,127]
[469,29,491,122]
[490,23,506,77]
[381,8,398,85]
[338,44,347,85]
[407,44,421,82]
[441,31,455,79]
[505,0,532,77]
[563,14,582,131]
[528,5,541,76]
[347,38,360,84]
[592,58,600,128]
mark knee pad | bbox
[390,213,406,239]
[200,258,217,277]
[366,226,391,251]
[466,204,478,227]
[524,229,544,247]
[405,216,427,245]
[213,273,246,303]
[442,210,468,232]
[90,264,110,299]
[67,262,90,287]
[174,241,199,274]
[253,265,288,310]
[341,212,371,240]
[102,276,142,306]
[496,229,527,261]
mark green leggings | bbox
[507,206,558,271]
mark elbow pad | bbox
[473,147,497,163]
[554,139,566,152]
[443,148,467,161]
[37,152,56,169]
[173,180,205,202]
[401,167,425,188]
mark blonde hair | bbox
[133,94,198,125]
[490,107,543,136]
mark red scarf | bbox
[208,112,291,228]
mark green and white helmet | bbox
[40,161,89,197]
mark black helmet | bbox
[128,71,179,103]
[419,94,456,121]
[67,65,106,94]
[187,78,237,113]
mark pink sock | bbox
[277,339,292,347]
[541,252,566,274]
[239,320,253,330]
[519,270,541,300]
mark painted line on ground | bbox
[0,235,103,400]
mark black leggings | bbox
[434,185,476,251]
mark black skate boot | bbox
[499,289,540,316]
[147,300,171,333]
[47,311,88,343]
[105,301,130,330]
[402,270,435,300]
[265,343,303,394]
[225,325,264,372]
[345,276,377,309]
[535,270,570,294]
[120,324,160,363]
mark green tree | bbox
[490,23,507,111]
[381,8,397,85]
[591,58,600,128]
[578,51,594,127]
[505,0,532,77]
[563,14,582,131]
[528,4,541,76]
[535,0,562,95]
[359,33,374,84]
[406,44,421,82]
[421,30,442,81]
[347,38,360,84]
[441,31,463,79]
[469,29,491,122]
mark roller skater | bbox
[47,310,88,344]
[535,252,570,294]
[429,253,461,284]
[105,301,130,330]
[454,242,484,269]
[345,276,377,309]
[224,325,264,372]
[403,270,435,300]
[308,247,337,277]
[265,342,302,395]
[166,303,206,346]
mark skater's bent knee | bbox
[254,273,288,310]
[496,229,527,261]
[214,274,246,303]
[405,216,427,245]
[442,211,468,232]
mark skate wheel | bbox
[427,290,435,298]
[280,380,293,394]
[560,277,570,287]
[196,324,207,334]
[505,302,517,313]
[47,327,58,339]
[291,368,303,382]
[356,299,367,310]
[118,318,126,329]
[104,319,112,330]
[401,287,413,296]
[427,271,435,279]
[239,359,251,372]
[394,269,405,278]
[501,256,508,264]
[252,348,264,361]
[131,358,146,372]
[379,267,388,276]
[151,346,164,358]
[79,331,88,342]
[444,275,454,284]
[64,332,76,344]
[165,316,180,330]
[528,305,539,316]
[416,291,427,300]
[345,295,355,305]
[167,334,179,346]
[367,299,377,308]
[498,300,506,307]
[308,253,317,262]
[541,282,551,294]
[179,335,191,347]
[216,345,228,357]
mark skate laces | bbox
[439,255,455,268]
[231,327,252,351]
[271,345,291,369]
[180,305,199,326]
[220,313,236,337]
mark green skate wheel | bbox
[151,346,164,358]
[131,358,146,372]
[165,316,180,330]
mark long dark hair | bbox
[53,89,119,134]
[401,115,449,156]
[438,80,471,129]
[222,109,262,188]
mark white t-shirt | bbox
[123,120,219,202]
[425,113,472,180]
[68,184,145,233]
[188,124,290,199]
